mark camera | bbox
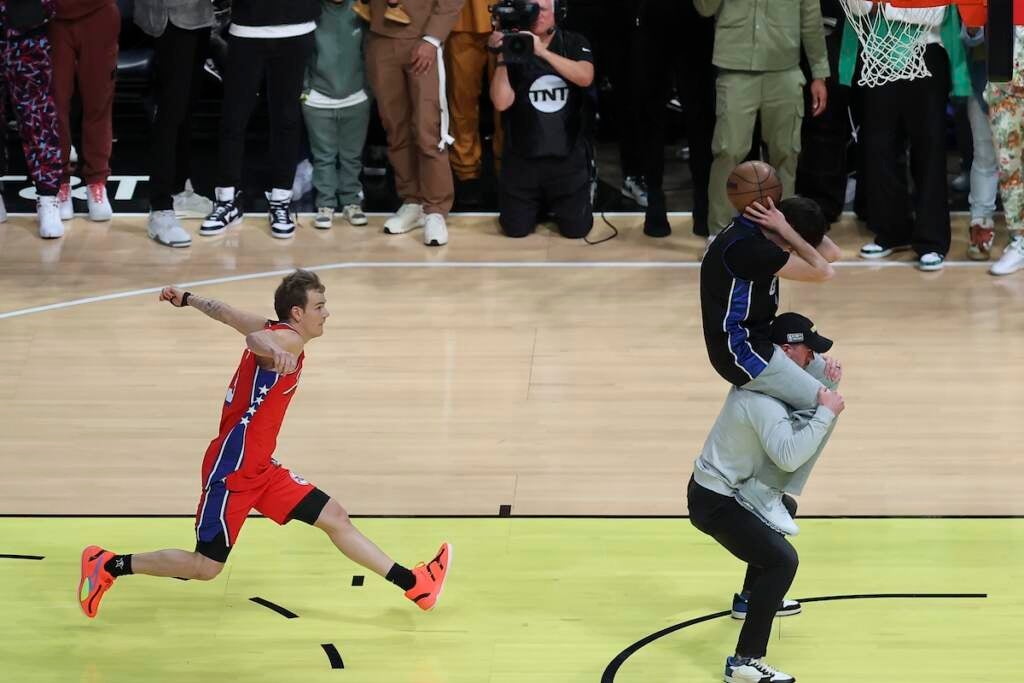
[490,0,541,64]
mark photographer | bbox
[488,0,594,239]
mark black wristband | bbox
[181,291,192,308]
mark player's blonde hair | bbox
[274,270,326,321]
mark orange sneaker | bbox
[404,542,452,611]
[78,545,116,618]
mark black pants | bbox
[686,476,799,659]
[499,142,593,239]
[149,24,210,211]
[634,0,715,232]
[861,43,951,256]
[217,32,314,191]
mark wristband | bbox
[181,291,192,308]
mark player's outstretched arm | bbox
[159,287,269,336]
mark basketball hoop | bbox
[838,0,950,87]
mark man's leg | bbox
[74,2,119,186]
[265,33,315,194]
[216,35,268,192]
[366,35,418,204]
[409,42,454,216]
[46,18,76,187]
[445,31,487,182]
[303,104,341,210]
[498,151,542,238]
[741,346,824,411]
[546,145,593,240]
[760,67,805,201]
[707,71,761,233]
[335,98,372,207]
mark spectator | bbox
[302,0,370,231]
[364,0,463,247]
[49,0,118,224]
[200,0,320,240]
[634,0,715,238]
[844,4,970,271]
[961,25,999,262]
[0,0,65,238]
[695,0,830,237]
[445,0,502,209]
[986,26,1024,276]
[488,0,595,240]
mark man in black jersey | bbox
[700,195,841,410]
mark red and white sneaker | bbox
[404,542,452,611]
[78,545,116,618]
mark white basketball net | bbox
[838,1,948,87]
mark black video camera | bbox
[490,0,541,64]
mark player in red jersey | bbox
[79,270,451,618]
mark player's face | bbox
[301,291,329,338]
[781,343,814,369]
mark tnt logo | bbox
[528,75,570,113]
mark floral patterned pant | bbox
[986,82,1024,235]
[0,32,62,196]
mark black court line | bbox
[600,592,988,683]
[249,597,299,619]
[2,513,1022,519]
[499,504,512,517]
[0,554,44,560]
[351,575,364,587]
[321,643,345,669]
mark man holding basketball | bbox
[700,160,840,411]
[78,270,452,619]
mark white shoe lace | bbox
[270,202,291,226]
[749,659,780,676]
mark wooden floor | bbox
[1,212,1022,515]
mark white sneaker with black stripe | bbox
[860,241,911,259]
[724,656,795,683]
[266,192,295,239]
[200,191,243,236]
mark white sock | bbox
[270,188,292,202]
[215,186,235,202]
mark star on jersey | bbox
[241,416,250,426]
[246,407,256,416]
[256,397,264,405]
[258,386,270,396]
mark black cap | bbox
[769,312,833,353]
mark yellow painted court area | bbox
[5,517,1021,682]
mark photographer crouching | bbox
[488,0,594,239]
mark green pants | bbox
[708,67,806,233]
[302,99,371,208]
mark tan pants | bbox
[445,31,503,180]
[366,34,454,215]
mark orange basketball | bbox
[726,161,783,213]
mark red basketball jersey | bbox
[201,322,305,491]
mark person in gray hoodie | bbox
[687,312,845,683]
[302,0,371,230]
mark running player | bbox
[700,192,842,411]
[78,269,451,618]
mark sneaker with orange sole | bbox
[404,542,452,611]
[79,545,116,618]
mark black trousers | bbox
[149,24,210,211]
[499,142,593,239]
[687,476,799,660]
[634,0,715,232]
[861,43,951,256]
[217,32,314,192]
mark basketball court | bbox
[2,207,1022,681]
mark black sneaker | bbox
[199,192,243,236]
[267,193,295,239]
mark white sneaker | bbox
[423,213,448,246]
[266,192,296,239]
[990,235,1024,276]
[860,242,911,259]
[918,252,945,271]
[38,195,64,238]
[724,656,795,683]
[173,184,214,219]
[58,183,73,220]
[148,209,191,248]
[87,182,112,222]
[621,175,649,208]
[342,203,368,226]
[383,203,425,234]
[314,206,334,230]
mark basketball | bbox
[727,160,783,213]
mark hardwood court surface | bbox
[1,212,1022,681]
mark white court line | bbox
[0,258,994,321]
[0,210,981,218]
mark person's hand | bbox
[822,355,842,383]
[810,79,828,117]
[528,31,547,58]
[272,348,299,375]
[488,30,504,51]
[410,41,436,75]
[817,387,845,416]
[159,286,188,307]
[744,197,790,234]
